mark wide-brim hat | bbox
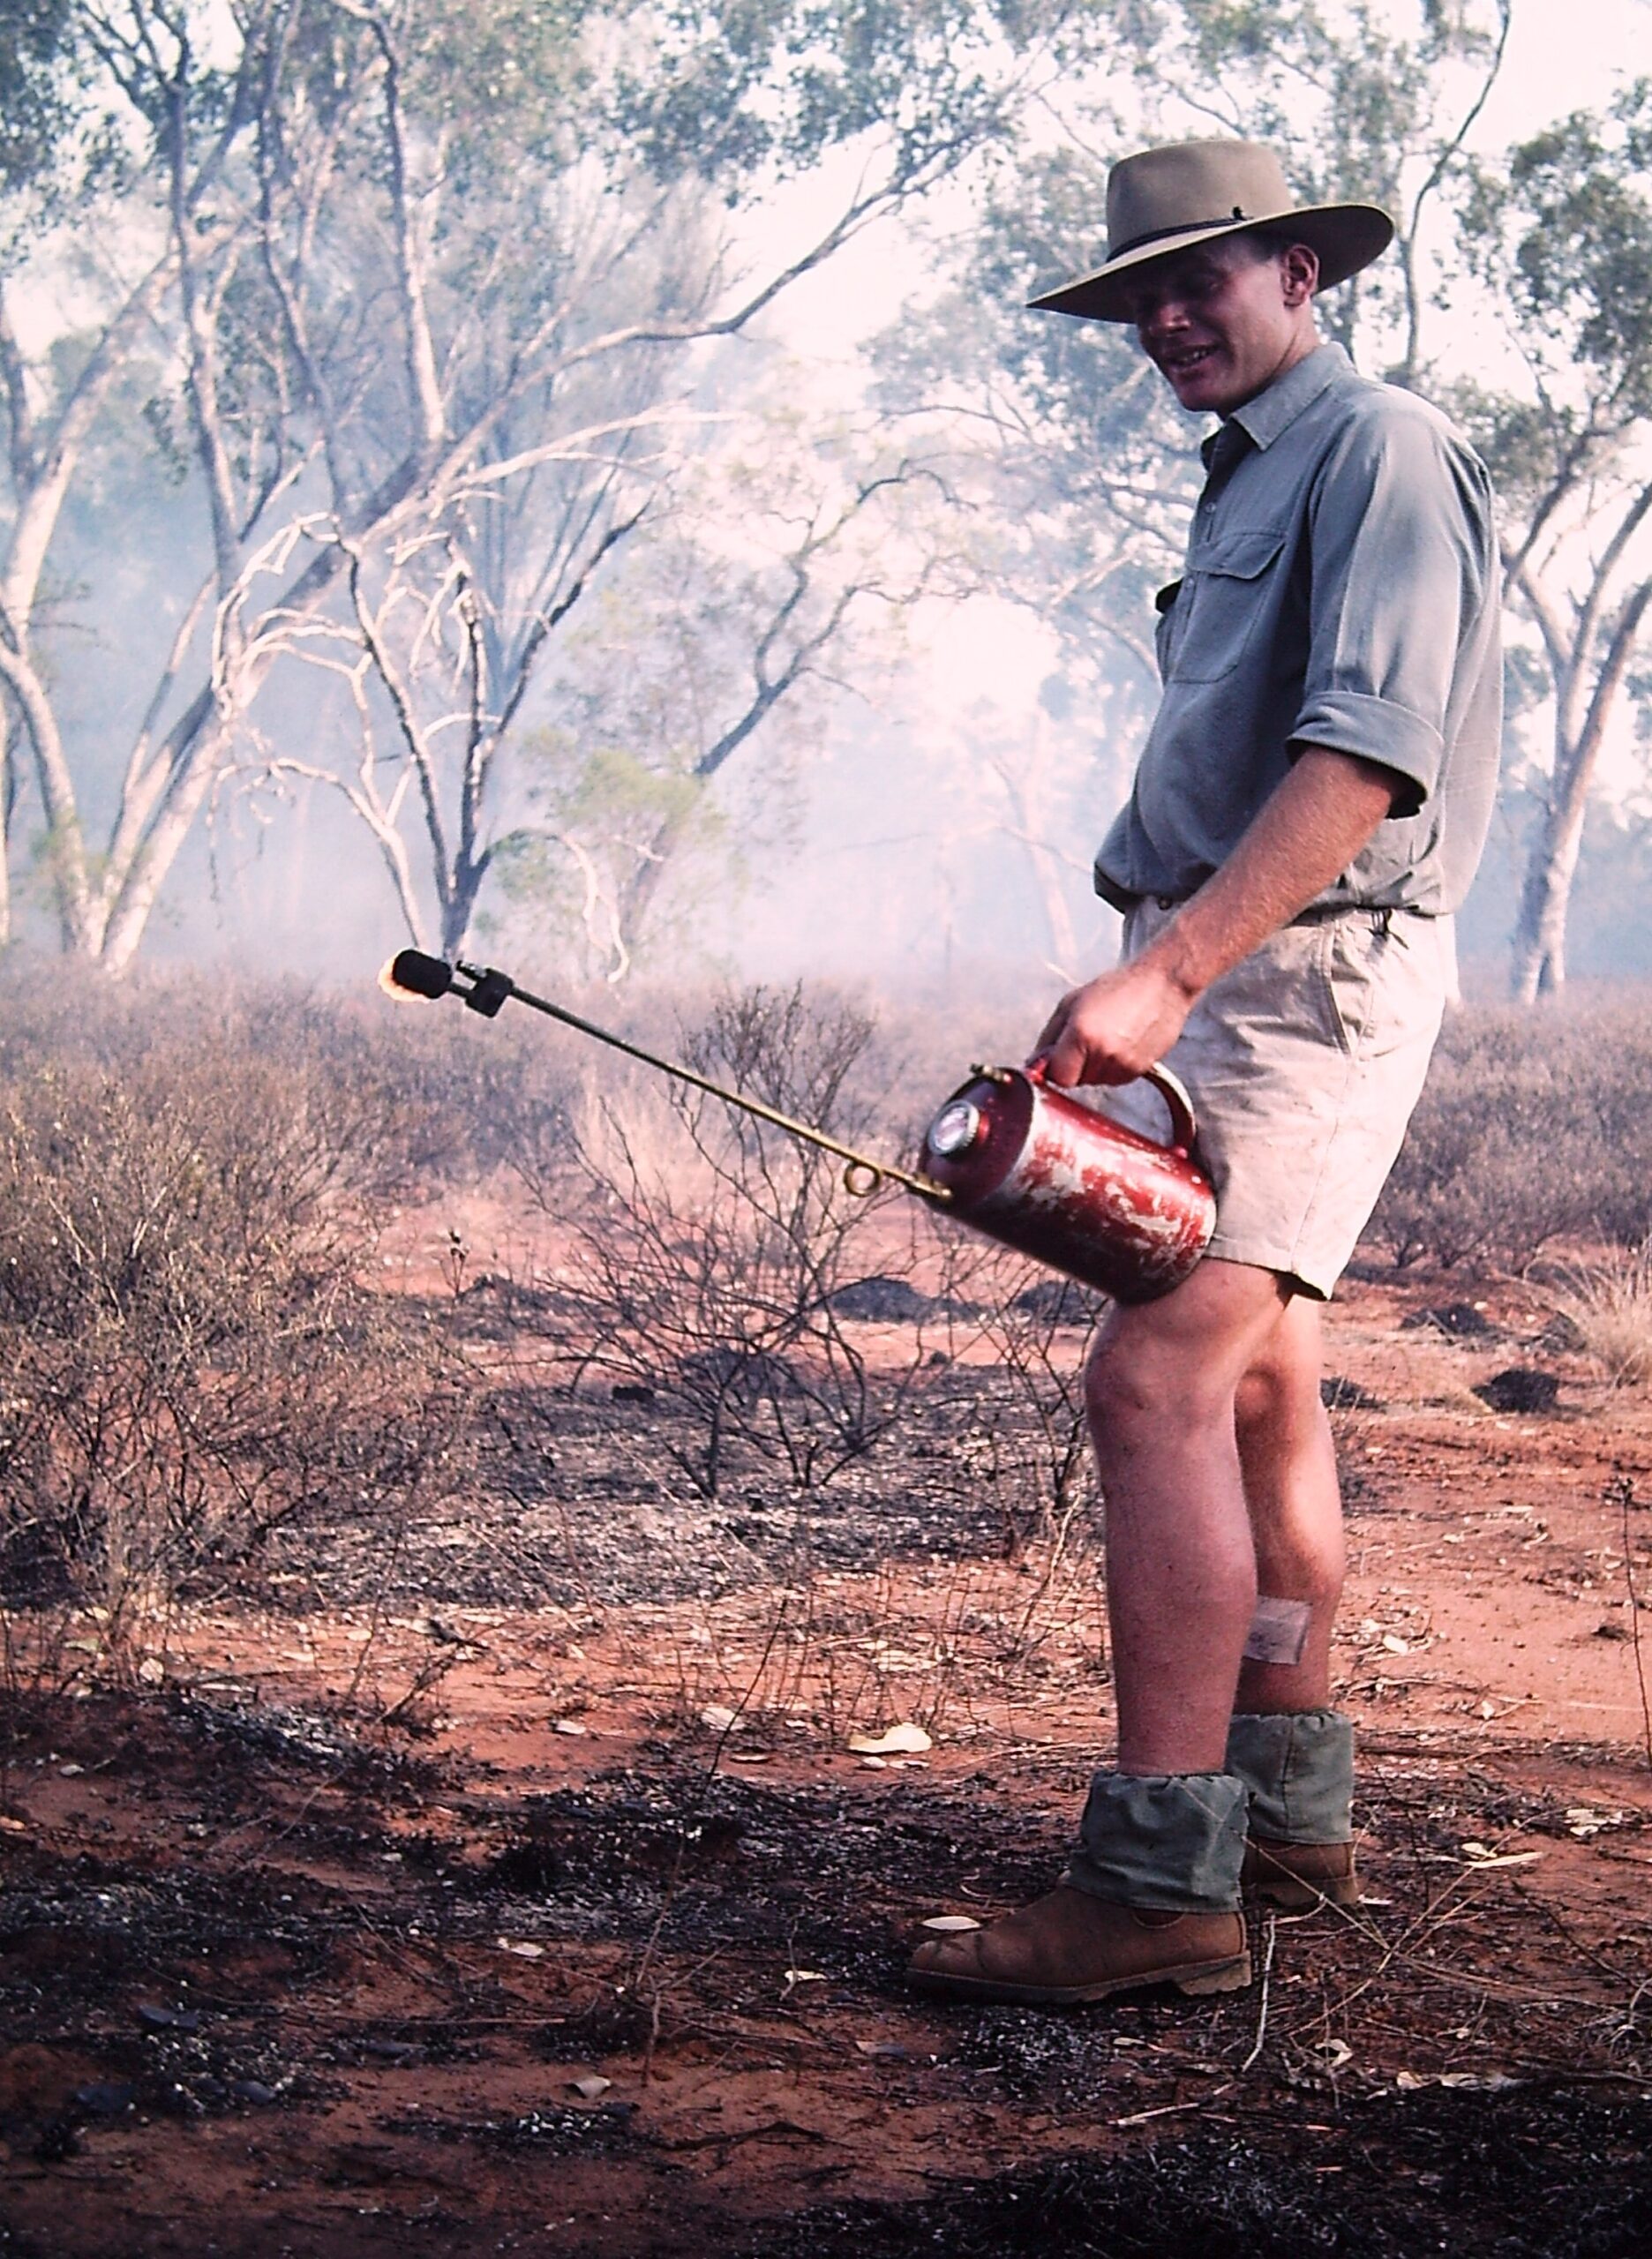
[1030,139,1394,324]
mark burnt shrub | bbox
[517,982,950,1498]
[1368,992,1652,1272]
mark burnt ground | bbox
[4,1248,1652,2256]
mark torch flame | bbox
[378,955,424,1002]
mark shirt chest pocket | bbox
[1167,527,1288,685]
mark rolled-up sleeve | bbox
[1289,408,1495,815]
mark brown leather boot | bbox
[906,1886,1251,2007]
[1242,1836,1360,1911]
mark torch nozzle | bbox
[380,949,456,1001]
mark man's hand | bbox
[1032,953,1198,1087]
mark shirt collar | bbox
[1221,340,1352,454]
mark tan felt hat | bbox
[1030,139,1394,323]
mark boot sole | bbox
[906,1950,1253,2008]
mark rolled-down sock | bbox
[1063,1769,1249,1914]
[1225,1709,1355,1843]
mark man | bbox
[909,140,1500,2005]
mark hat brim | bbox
[1028,204,1395,323]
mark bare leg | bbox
[1085,1258,1292,1775]
[1232,1296,1343,1714]
[906,1259,1289,2000]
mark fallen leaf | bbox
[1565,1806,1611,1837]
[57,1763,84,1778]
[920,1915,980,1933]
[700,1703,740,1732]
[1394,2069,1423,2091]
[497,1938,545,1959]
[726,1751,770,1765]
[858,1755,889,1770]
[784,1969,828,1984]
[855,2040,912,2060]
[137,1656,165,1685]
[1315,2040,1354,2070]
[552,1720,588,1737]
[569,2075,612,2100]
[848,1722,933,1756]
[1461,1849,1543,1870]
[1381,1632,1410,1655]
[0,1816,26,1834]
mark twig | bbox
[1239,1913,1278,2075]
[626,1595,792,2033]
[1611,1471,1652,1767]
[1115,2085,1233,2128]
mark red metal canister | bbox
[918,1063,1214,1304]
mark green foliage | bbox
[612,2,1031,193]
[0,2,78,197]
[1461,82,1652,428]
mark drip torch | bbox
[381,950,1214,1304]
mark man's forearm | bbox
[1141,746,1399,1003]
[1035,745,1400,1087]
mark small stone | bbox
[138,2004,201,2034]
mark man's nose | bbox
[1139,295,1190,344]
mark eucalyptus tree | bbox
[1454,88,1652,999]
[0,0,1134,970]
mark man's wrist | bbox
[1139,914,1212,1006]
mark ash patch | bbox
[1473,1367,1561,1415]
[952,2005,1130,2101]
[735,2088,1652,2258]
[829,1275,937,1322]
[1401,1302,1504,1340]
[272,1369,1078,1611]
[391,2100,641,2154]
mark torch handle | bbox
[453,961,953,1205]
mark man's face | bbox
[1124,236,1316,416]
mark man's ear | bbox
[1280,242,1319,305]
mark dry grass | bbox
[1554,1240,1652,1388]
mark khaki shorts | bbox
[1103,901,1452,1299]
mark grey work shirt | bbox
[1093,342,1501,916]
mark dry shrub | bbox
[1369,992,1652,1272]
[519,983,950,1497]
[1553,1242,1652,1389]
[0,1004,468,1657]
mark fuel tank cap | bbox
[927,1099,985,1158]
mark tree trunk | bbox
[1510,736,1591,1002]
[95,718,229,974]
[0,717,12,949]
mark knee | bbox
[1085,1327,1222,1442]
[1235,1346,1325,1457]
[1234,1361,1286,1452]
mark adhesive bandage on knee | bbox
[1243,1595,1311,1666]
